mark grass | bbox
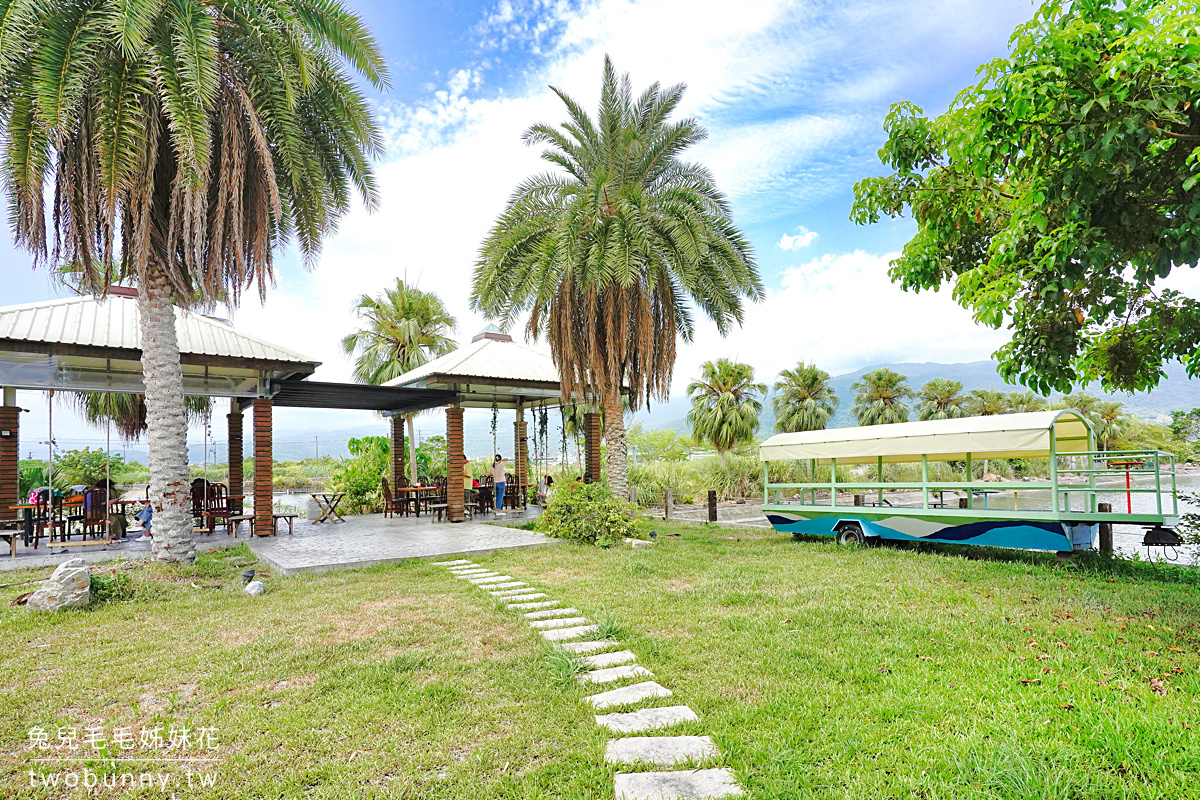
[2,528,1199,798]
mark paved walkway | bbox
[434,558,742,800]
[249,514,555,576]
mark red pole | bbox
[1125,470,1132,514]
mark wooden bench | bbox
[228,513,298,537]
[227,515,254,538]
[0,523,19,557]
[428,503,448,522]
[273,513,298,535]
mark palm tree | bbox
[73,393,212,442]
[0,2,386,562]
[341,279,457,484]
[1006,390,1049,413]
[916,379,968,421]
[966,389,1010,416]
[1094,401,1131,450]
[470,57,762,499]
[773,362,838,432]
[851,369,913,426]
[687,360,766,468]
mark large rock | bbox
[244,580,265,596]
[27,559,92,612]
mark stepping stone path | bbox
[432,558,743,799]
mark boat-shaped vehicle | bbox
[758,410,1179,552]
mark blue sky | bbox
[5,0,1052,444]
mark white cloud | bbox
[671,250,1008,393]
[778,227,818,251]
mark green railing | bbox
[762,449,1178,519]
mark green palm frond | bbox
[773,362,838,433]
[851,368,914,426]
[341,279,458,387]
[687,359,765,462]
[916,378,968,421]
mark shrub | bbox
[89,570,135,602]
[329,436,390,514]
[536,482,638,546]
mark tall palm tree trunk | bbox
[138,266,195,563]
[407,415,418,485]
[602,393,628,499]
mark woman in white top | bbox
[492,455,507,510]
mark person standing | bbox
[492,454,508,511]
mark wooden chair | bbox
[80,488,110,540]
[381,477,402,519]
[190,479,209,527]
[426,476,448,521]
[205,483,232,535]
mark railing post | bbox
[829,458,837,507]
[810,459,817,505]
[877,456,884,506]
[708,490,717,522]
[1098,502,1113,554]
[921,455,928,509]
[1049,431,1059,513]
[664,487,673,520]
[1154,451,1162,515]
[965,454,973,509]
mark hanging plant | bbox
[491,402,498,456]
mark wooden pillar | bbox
[252,398,273,536]
[0,403,19,516]
[446,407,465,522]
[227,406,243,514]
[514,407,528,508]
[584,411,601,483]
[390,416,406,487]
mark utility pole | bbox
[314,435,320,460]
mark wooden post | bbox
[514,406,528,508]
[390,416,406,487]
[227,407,243,514]
[853,494,863,506]
[252,398,273,536]
[707,490,717,522]
[584,412,602,483]
[1098,502,1113,554]
[958,498,968,509]
[664,487,673,519]
[446,407,465,522]
[0,401,19,517]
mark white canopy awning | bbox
[758,410,1094,465]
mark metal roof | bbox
[269,379,457,414]
[0,294,317,366]
[385,328,562,409]
[759,410,1094,465]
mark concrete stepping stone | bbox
[585,681,671,710]
[558,640,616,655]
[579,664,653,684]
[468,575,514,585]
[447,564,484,571]
[605,735,717,766]
[490,586,535,595]
[524,607,580,619]
[613,767,741,799]
[457,571,499,579]
[594,705,700,734]
[508,598,555,609]
[583,650,636,669]
[529,616,590,630]
[433,559,474,566]
[486,582,530,592]
[541,624,598,641]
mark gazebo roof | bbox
[0,293,318,397]
[386,326,562,409]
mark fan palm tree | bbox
[1006,390,1049,413]
[0,2,387,562]
[966,389,1010,416]
[773,362,838,432]
[916,379,968,421]
[73,392,212,441]
[851,368,913,426]
[341,279,457,485]
[470,57,762,499]
[1094,401,1131,450]
[687,359,766,468]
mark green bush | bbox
[328,436,390,514]
[89,570,135,602]
[536,482,637,547]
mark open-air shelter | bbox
[0,292,601,541]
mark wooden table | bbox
[310,492,346,523]
[393,486,440,517]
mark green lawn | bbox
[1,526,1198,799]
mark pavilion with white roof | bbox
[0,293,602,536]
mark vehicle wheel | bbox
[834,522,865,546]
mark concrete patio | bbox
[247,511,555,576]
